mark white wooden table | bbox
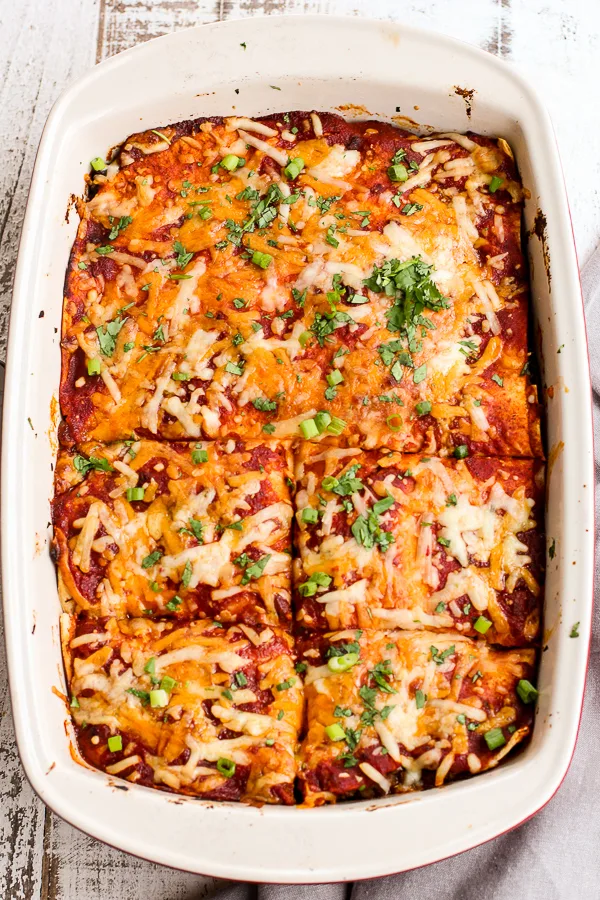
[0,1,598,896]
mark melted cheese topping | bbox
[53,440,293,623]
[66,617,302,803]
[299,629,535,805]
[61,111,541,457]
[56,110,544,809]
[294,445,543,642]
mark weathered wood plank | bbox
[0,608,45,900]
[0,3,100,896]
[506,0,600,261]
[42,815,221,900]
[0,0,101,362]
[97,0,221,59]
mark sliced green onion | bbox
[90,157,107,172]
[327,652,359,673]
[325,723,346,742]
[172,371,191,381]
[251,250,273,269]
[299,330,312,347]
[221,154,242,171]
[517,679,539,704]
[474,615,492,634]
[386,415,403,432]
[372,495,394,515]
[283,157,305,180]
[126,487,145,502]
[165,595,183,611]
[149,689,169,708]
[388,164,408,182]
[70,695,80,708]
[107,735,122,752]
[311,572,332,586]
[87,358,101,376]
[141,551,162,569]
[301,508,319,524]
[314,411,332,433]
[298,581,317,597]
[298,571,332,596]
[192,447,208,464]
[489,175,504,193]
[454,444,469,459]
[160,675,177,693]
[299,418,319,439]
[415,400,432,416]
[415,689,426,709]
[216,757,236,778]
[321,476,338,491]
[326,369,343,387]
[327,416,346,436]
[484,727,506,751]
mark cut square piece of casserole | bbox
[52,440,293,624]
[62,616,303,804]
[59,111,541,457]
[297,629,536,805]
[293,444,544,644]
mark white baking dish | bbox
[2,15,594,882]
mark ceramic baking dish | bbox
[2,15,594,883]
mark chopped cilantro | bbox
[430,645,456,665]
[316,195,340,214]
[173,241,193,269]
[96,315,127,356]
[252,397,277,412]
[142,551,162,569]
[181,560,192,588]
[364,258,449,371]
[108,215,132,240]
[73,454,113,476]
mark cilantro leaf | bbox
[73,454,113,476]
[96,315,127,356]
[364,257,449,370]
[173,241,193,269]
[316,195,341,214]
[252,397,277,412]
[108,215,132,240]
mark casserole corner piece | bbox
[2,15,593,883]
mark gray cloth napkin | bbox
[215,248,600,899]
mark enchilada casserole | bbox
[53,110,544,805]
